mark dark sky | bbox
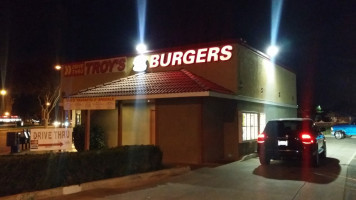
[1,0,356,115]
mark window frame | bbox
[240,112,266,142]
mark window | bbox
[242,113,258,141]
[241,112,266,141]
[259,113,266,133]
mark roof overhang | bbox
[63,91,297,110]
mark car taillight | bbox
[257,133,265,144]
[300,132,315,144]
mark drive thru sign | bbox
[30,128,73,151]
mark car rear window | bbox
[264,120,313,137]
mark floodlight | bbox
[266,45,279,58]
[136,43,147,54]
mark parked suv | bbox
[257,118,326,167]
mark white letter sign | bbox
[149,44,233,68]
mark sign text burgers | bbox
[149,44,233,68]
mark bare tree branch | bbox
[38,85,61,127]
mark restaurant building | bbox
[62,40,297,164]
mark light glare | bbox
[54,65,62,70]
[136,43,147,54]
[53,121,61,127]
[266,46,279,58]
[64,121,69,127]
[136,0,147,43]
[0,89,6,96]
[133,54,148,72]
[270,0,283,52]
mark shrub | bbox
[90,126,105,150]
[0,145,163,197]
[72,125,106,151]
[73,125,85,151]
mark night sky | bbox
[1,0,356,116]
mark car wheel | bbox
[312,150,320,167]
[334,131,344,139]
[320,143,327,159]
[258,145,270,165]
[259,153,270,165]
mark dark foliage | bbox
[0,145,163,197]
[72,125,85,151]
[72,125,106,152]
[89,125,106,150]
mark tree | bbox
[37,86,60,128]
[8,60,61,121]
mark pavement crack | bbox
[292,182,306,200]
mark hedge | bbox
[0,145,163,197]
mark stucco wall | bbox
[61,57,135,96]
[237,45,297,106]
[262,105,297,121]
[90,109,118,148]
[223,109,239,161]
[202,98,237,162]
[156,98,202,164]
[201,98,224,163]
[121,101,153,145]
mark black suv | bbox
[257,118,326,167]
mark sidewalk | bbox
[0,154,255,200]
[0,166,191,200]
[344,152,356,198]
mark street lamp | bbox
[0,89,7,96]
[0,89,7,116]
[54,65,62,71]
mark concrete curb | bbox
[239,152,258,162]
[0,166,191,200]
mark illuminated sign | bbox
[149,45,233,68]
[63,97,116,110]
[133,54,148,72]
[63,57,126,77]
[30,128,73,151]
[0,115,22,123]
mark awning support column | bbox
[85,110,90,150]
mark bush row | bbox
[0,145,163,197]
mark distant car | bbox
[31,119,40,125]
[257,118,326,167]
[331,120,356,139]
[0,115,23,127]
